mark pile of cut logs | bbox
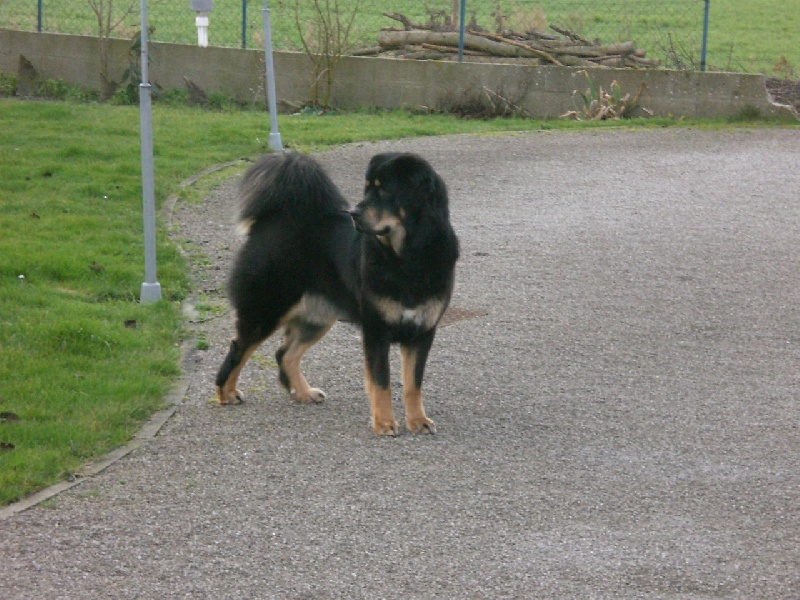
[354,13,660,69]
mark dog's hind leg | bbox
[215,336,264,405]
[215,312,280,404]
[275,316,336,403]
[274,293,340,403]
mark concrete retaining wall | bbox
[1,29,794,119]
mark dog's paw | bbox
[372,417,400,437]
[216,386,244,405]
[290,387,327,404]
[407,416,436,434]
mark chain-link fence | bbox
[0,1,795,76]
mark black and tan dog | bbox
[214,151,459,435]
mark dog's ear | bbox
[401,156,449,215]
[423,171,449,214]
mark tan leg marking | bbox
[216,342,261,405]
[280,321,335,404]
[365,358,398,436]
[401,346,436,434]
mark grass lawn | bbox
[1,0,798,75]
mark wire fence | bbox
[0,1,793,76]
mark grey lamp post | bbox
[262,0,282,151]
[139,0,161,303]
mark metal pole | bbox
[242,0,247,49]
[700,0,710,72]
[37,0,42,32]
[139,0,162,303]
[457,0,466,63]
[262,1,283,151]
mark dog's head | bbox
[349,153,448,253]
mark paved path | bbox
[2,129,799,598]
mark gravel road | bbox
[2,128,799,599]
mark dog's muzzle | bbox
[348,207,390,236]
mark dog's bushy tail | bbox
[237,152,348,234]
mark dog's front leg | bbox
[401,328,436,434]
[363,330,397,436]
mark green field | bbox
[0,0,798,75]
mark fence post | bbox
[457,0,466,62]
[242,0,247,48]
[37,0,42,31]
[701,0,710,72]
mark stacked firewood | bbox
[353,12,660,69]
